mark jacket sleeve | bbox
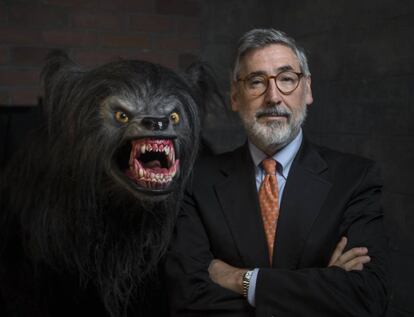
[164,187,253,316]
[254,162,389,317]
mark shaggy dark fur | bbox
[0,52,201,316]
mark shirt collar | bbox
[248,129,303,178]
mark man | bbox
[165,29,388,316]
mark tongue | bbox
[143,160,161,169]
[142,160,170,174]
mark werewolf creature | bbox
[0,52,202,316]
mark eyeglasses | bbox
[237,71,304,97]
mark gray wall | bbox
[200,1,414,315]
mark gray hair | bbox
[232,28,310,81]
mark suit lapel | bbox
[272,138,332,269]
[214,145,270,268]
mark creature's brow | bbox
[159,96,182,111]
[106,98,134,112]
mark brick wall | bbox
[0,0,201,106]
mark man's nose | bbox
[264,78,282,104]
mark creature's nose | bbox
[141,116,169,131]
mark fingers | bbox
[328,236,371,271]
[328,236,347,266]
[342,255,371,271]
[337,247,369,265]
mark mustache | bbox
[255,105,292,119]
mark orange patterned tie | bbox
[258,158,279,264]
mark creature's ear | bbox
[183,61,227,124]
[183,61,228,155]
[41,50,73,86]
[40,50,80,118]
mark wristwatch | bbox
[242,270,253,298]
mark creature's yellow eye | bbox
[115,111,129,124]
[170,112,180,125]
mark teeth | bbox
[136,140,173,155]
[139,168,144,178]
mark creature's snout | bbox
[141,116,169,131]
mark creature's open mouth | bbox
[122,138,179,190]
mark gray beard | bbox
[242,104,307,153]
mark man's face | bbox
[231,44,313,155]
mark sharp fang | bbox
[141,145,146,154]
[165,146,170,155]
[130,145,136,164]
[139,168,144,178]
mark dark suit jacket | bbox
[165,137,389,317]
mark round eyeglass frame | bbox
[237,71,304,97]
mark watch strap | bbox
[242,270,253,298]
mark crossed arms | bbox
[208,236,371,297]
[165,161,389,317]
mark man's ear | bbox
[305,76,313,106]
[230,81,239,112]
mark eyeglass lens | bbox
[244,71,300,96]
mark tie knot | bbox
[262,158,276,175]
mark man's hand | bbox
[328,236,370,271]
[208,259,247,295]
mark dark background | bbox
[1,0,413,316]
